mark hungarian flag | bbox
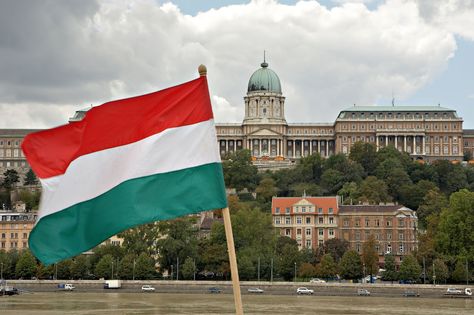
[22,76,227,265]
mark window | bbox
[356,243,361,253]
[329,229,334,237]
[302,206,306,213]
[22,233,27,239]
[399,244,404,253]
[1,233,4,238]
[387,232,392,240]
[319,229,324,236]
[318,217,323,224]
[375,219,380,227]
[375,233,380,240]
[297,229,302,235]
[318,240,324,247]
[329,217,334,224]
[386,219,392,227]
[306,239,312,248]
[275,217,281,225]
[275,207,280,214]
[285,229,291,236]
[365,219,369,227]
[285,217,291,225]
[355,232,360,240]
[297,217,302,224]
[343,219,349,227]
[329,208,333,214]
[387,244,392,253]
[355,219,360,227]
[306,228,311,236]
[306,217,311,224]
[399,233,404,240]
[318,208,323,214]
[398,219,404,227]
[285,207,290,214]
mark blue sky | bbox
[169,0,473,127]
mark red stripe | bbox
[22,77,213,179]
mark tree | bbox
[381,254,398,282]
[222,150,258,191]
[358,176,391,204]
[320,169,344,194]
[451,258,470,283]
[338,182,360,205]
[134,253,156,280]
[23,169,38,186]
[316,254,338,279]
[339,250,363,280]
[236,253,255,280]
[316,238,349,263]
[119,223,160,257]
[1,169,19,189]
[15,250,37,279]
[362,235,379,277]
[71,255,90,279]
[349,141,377,176]
[255,177,278,205]
[17,189,41,211]
[399,255,421,282]
[56,259,73,280]
[428,258,449,284]
[277,243,301,281]
[118,254,135,280]
[95,254,114,279]
[181,257,196,280]
[298,263,317,279]
[436,190,474,262]
[416,188,448,230]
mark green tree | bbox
[436,190,474,262]
[15,250,37,279]
[70,255,90,279]
[17,189,41,211]
[134,252,156,280]
[181,257,196,280]
[399,255,421,282]
[381,254,398,282]
[277,243,301,281]
[349,141,377,175]
[316,238,349,263]
[156,218,198,276]
[56,259,73,280]
[117,254,135,280]
[298,262,317,279]
[23,169,38,186]
[255,176,278,205]
[320,169,344,194]
[119,223,160,257]
[428,258,449,284]
[338,182,360,205]
[1,169,19,189]
[358,176,391,204]
[339,250,363,280]
[222,150,258,191]
[451,258,470,283]
[362,235,379,277]
[416,188,448,230]
[236,253,255,280]
[95,254,114,279]
[316,254,338,279]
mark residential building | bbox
[338,204,418,266]
[0,210,37,251]
[271,196,339,250]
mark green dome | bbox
[247,62,282,94]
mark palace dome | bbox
[247,61,282,94]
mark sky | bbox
[0,0,473,129]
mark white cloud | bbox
[0,0,461,128]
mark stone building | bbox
[271,196,418,266]
[271,196,340,250]
[0,210,37,251]
[338,205,418,266]
[216,60,467,166]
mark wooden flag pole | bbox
[222,207,244,315]
[198,65,243,314]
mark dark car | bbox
[208,287,222,294]
[403,290,420,297]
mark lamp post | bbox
[423,257,426,284]
[132,259,136,281]
[1,262,3,279]
[294,262,296,282]
[257,257,260,282]
[111,261,114,280]
[270,258,273,282]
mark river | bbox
[0,292,472,314]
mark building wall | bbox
[0,212,37,251]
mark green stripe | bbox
[29,163,227,265]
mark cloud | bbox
[0,0,461,128]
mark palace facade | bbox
[216,61,467,167]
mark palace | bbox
[0,60,472,178]
[216,60,468,168]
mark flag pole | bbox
[198,65,243,314]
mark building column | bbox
[376,136,379,151]
[318,140,321,155]
[404,136,407,152]
[395,136,398,150]
[385,135,388,147]
[293,140,296,158]
[422,136,425,155]
[225,140,228,153]
[310,140,313,155]
[258,139,262,157]
[325,140,329,157]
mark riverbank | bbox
[3,280,472,298]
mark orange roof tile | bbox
[271,196,338,215]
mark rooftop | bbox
[340,105,455,112]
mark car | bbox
[357,289,371,296]
[141,285,155,292]
[208,287,222,294]
[403,290,420,297]
[296,287,314,295]
[247,287,264,294]
[309,278,326,283]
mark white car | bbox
[247,287,264,294]
[141,285,155,292]
[296,287,314,295]
[310,278,326,283]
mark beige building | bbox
[0,210,37,251]
[216,60,467,166]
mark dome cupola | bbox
[247,61,282,94]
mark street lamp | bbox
[1,262,3,279]
[294,262,297,282]
[132,259,136,281]
[111,261,114,280]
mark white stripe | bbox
[38,119,221,221]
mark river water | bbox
[1,292,472,315]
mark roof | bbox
[248,62,282,94]
[340,105,455,112]
[339,205,412,214]
[272,196,338,215]
[0,129,42,136]
[463,129,474,136]
[199,217,223,230]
